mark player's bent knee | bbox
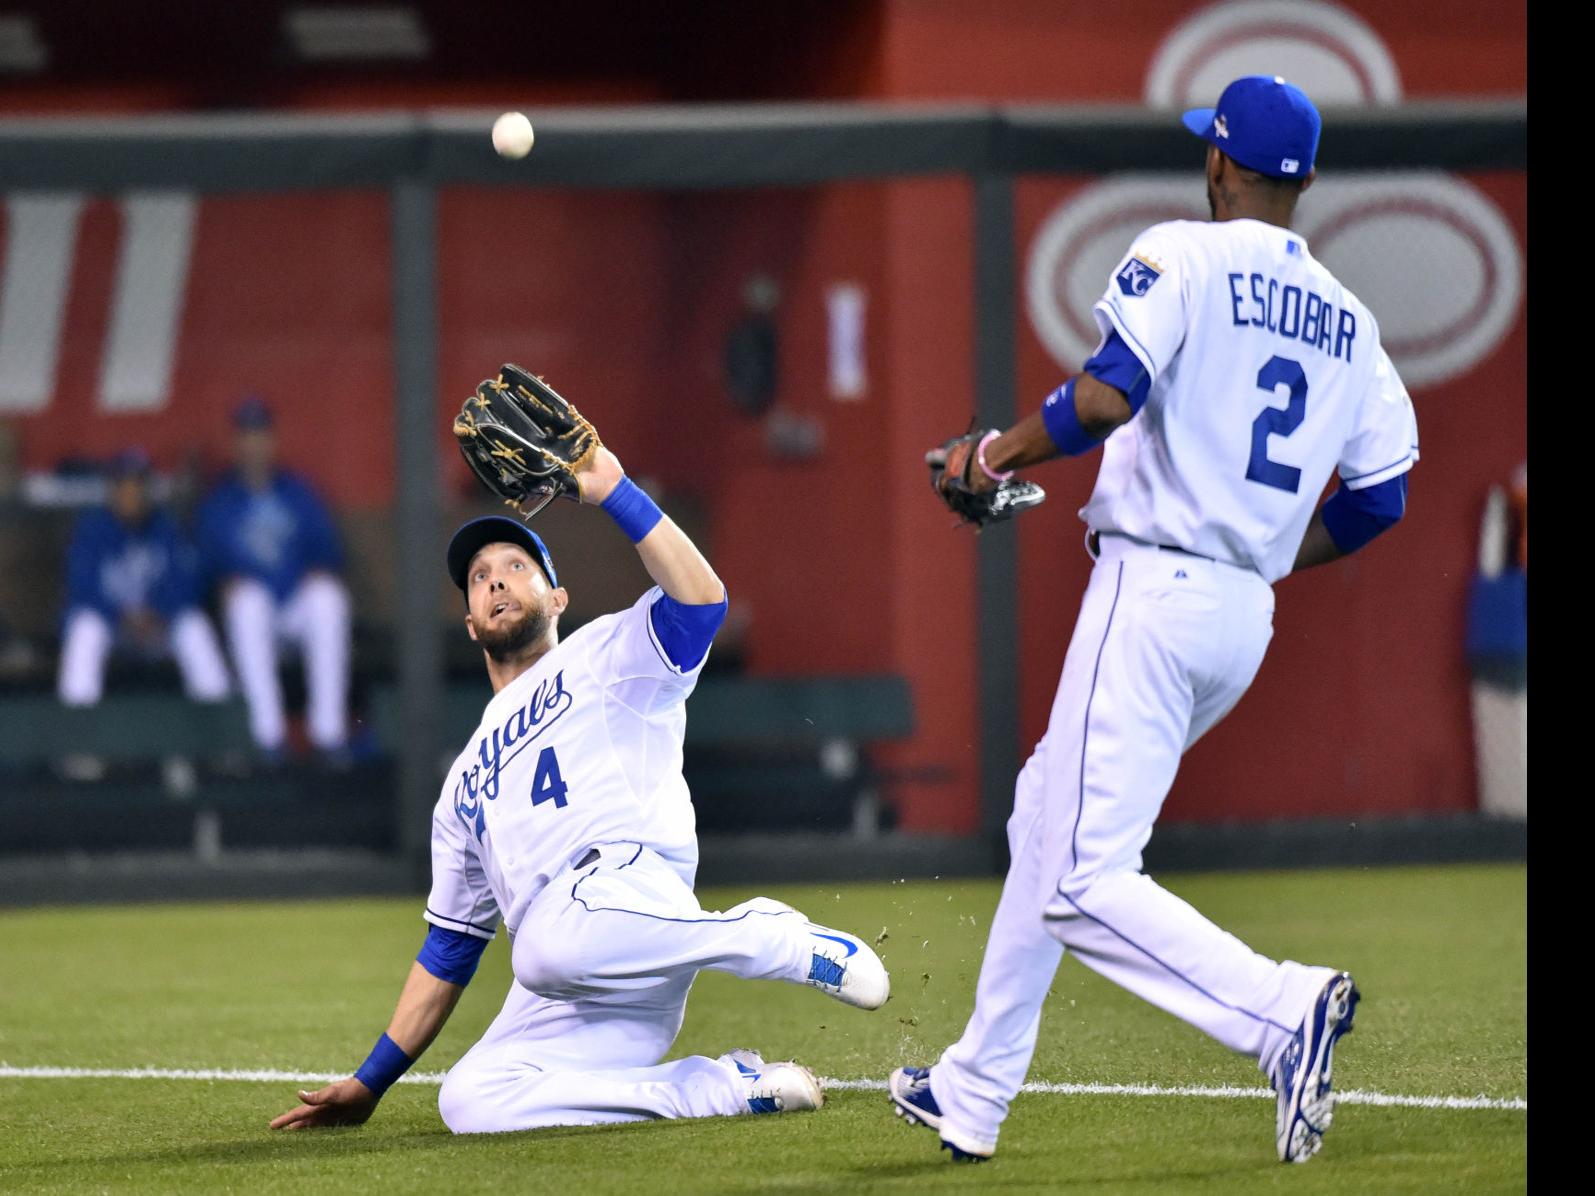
[438,1067,496,1134]
[1044,867,1148,933]
[1050,866,1103,905]
[225,578,274,620]
[300,574,351,620]
[440,1060,568,1134]
[1044,869,1114,923]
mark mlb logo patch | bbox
[1116,255,1163,297]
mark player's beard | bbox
[476,603,550,663]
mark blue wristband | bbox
[353,1032,413,1098]
[1040,379,1102,457]
[601,477,664,544]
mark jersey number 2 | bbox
[1246,355,1308,494]
[530,746,569,809]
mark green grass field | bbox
[0,863,1525,1193]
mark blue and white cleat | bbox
[888,1066,994,1162]
[741,1058,825,1115]
[1273,971,1360,1163]
[803,922,890,1010]
[721,1048,767,1078]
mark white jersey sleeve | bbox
[1338,343,1419,490]
[424,793,501,941]
[1092,223,1192,383]
[583,586,711,712]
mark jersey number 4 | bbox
[1246,355,1307,494]
[530,746,569,809]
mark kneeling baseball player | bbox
[270,367,889,1135]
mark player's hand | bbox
[934,435,997,496]
[268,1077,379,1131]
[576,446,626,506]
[927,430,1046,529]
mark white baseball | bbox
[492,112,535,159]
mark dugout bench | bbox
[0,692,396,855]
[0,674,914,854]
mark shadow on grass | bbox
[707,1152,1285,1195]
[6,1114,725,1178]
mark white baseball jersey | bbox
[425,586,706,943]
[1082,217,1419,582]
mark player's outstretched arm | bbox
[948,375,1133,496]
[268,962,464,1131]
[576,446,725,606]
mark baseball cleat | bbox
[719,1048,767,1078]
[742,1060,825,1115]
[888,1065,995,1162]
[1273,970,1360,1163]
[802,922,890,1010]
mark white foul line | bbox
[0,1066,1526,1112]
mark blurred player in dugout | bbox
[195,397,352,761]
[57,447,230,707]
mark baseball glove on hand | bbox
[927,429,1046,530]
[454,364,601,519]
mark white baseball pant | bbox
[438,843,817,1133]
[57,607,231,706]
[222,573,350,750]
[931,533,1336,1153]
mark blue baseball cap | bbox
[233,394,274,430]
[1182,75,1321,180]
[447,515,559,592]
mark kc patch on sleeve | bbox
[1116,255,1164,297]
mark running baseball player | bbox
[271,370,889,1135]
[892,76,1417,1165]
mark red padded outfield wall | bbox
[0,0,1526,832]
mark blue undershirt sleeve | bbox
[416,924,488,987]
[1081,328,1152,415]
[1320,473,1408,555]
[648,590,729,672]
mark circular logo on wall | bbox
[1146,0,1403,108]
[1025,173,1522,391]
